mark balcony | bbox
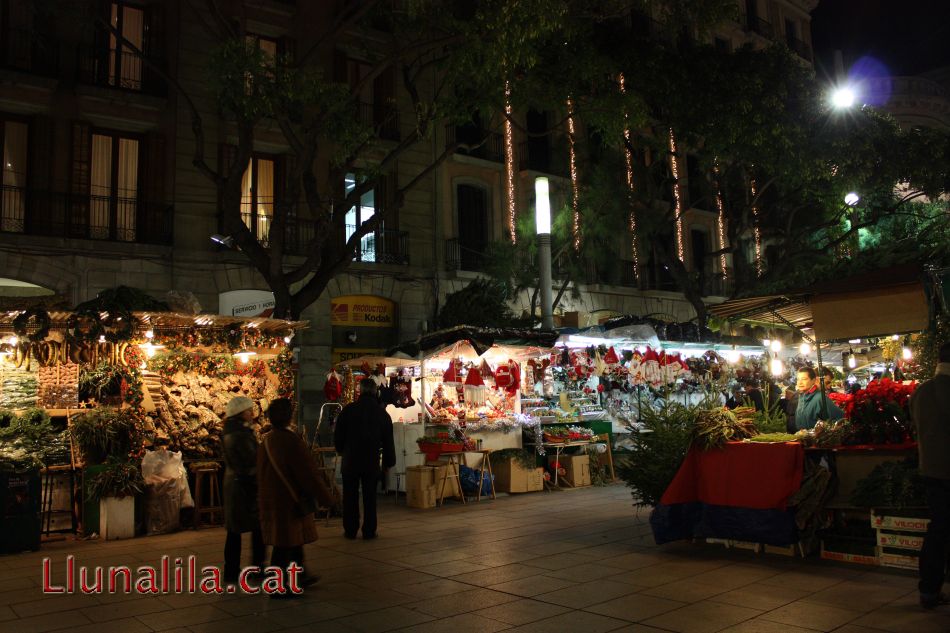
[519,140,569,177]
[77,45,167,97]
[786,36,813,62]
[357,100,400,142]
[445,125,504,163]
[0,27,58,76]
[0,185,172,245]
[745,15,774,39]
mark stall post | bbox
[815,337,829,420]
[420,357,428,436]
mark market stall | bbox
[0,306,304,546]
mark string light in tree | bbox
[618,73,641,284]
[667,128,686,262]
[567,96,581,251]
[713,158,729,278]
[749,174,764,277]
[504,79,517,244]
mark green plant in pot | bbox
[70,408,142,465]
[86,456,145,500]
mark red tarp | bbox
[660,442,805,510]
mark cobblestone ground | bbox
[0,484,945,633]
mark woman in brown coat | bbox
[257,398,328,590]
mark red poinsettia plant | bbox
[828,379,917,445]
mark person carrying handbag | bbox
[258,398,332,594]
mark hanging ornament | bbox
[389,371,413,408]
[324,369,343,402]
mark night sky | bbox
[810,0,950,79]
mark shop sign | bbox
[331,348,383,365]
[219,290,275,317]
[330,295,396,328]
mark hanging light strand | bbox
[749,174,764,277]
[667,128,686,262]
[713,158,728,278]
[504,79,517,244]
[618,73,641,283]
[567,96,581,251]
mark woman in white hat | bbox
[222,396,264,584]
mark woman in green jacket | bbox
[222,396,265,584]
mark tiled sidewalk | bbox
[1,484,946,633]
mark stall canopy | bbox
[0,310,307,336]
[708,264,932,342]
[387,325,560,359]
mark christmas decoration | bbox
[12,308,51,343]
[390,372,413,408]
[463,364,487,406]
[324,369,343,402]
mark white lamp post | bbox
[535,177,554,329]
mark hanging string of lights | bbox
[712,159,729,278]
[504,80,517,244]
[566,96,581,251]
[667,128,686,263]
[749,174,764,277]
[618,73,641,284]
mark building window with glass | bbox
[240,156,276,245]
[1,118,28,233]
[345,172,376,262]
[108,2,145,90]
[90,131,140,241]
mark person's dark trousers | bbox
[919,477,950,597]
[270,544,305,581]
[342,469,380,537]
[224,528,265,581]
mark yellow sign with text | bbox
[331,348,384,365]
[330,295,396,328]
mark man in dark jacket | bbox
[334,379,396,540]
[911,343,950,609]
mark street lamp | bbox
[831,85,856,109]
[844,192,860,206]
[535,177,554,329]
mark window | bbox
[456,183,489,271]
[240,156,276,244]
[244,33,279,92]
[1,119,27,233]
[336,51,398,140]
[108,2,145,90]
[90,131,140,241]
[345,172,376,261]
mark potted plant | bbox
[87,456,144,540]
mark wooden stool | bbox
[190,463,223,528]
[470,450,496,502]
[433,453,466,506]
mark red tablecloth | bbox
[660,441,804,510]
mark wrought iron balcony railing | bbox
[77,45,167,97]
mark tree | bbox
[86,0,580,319]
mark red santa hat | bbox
[464,366,487,406]
[604,346,620,365]
[443,360,462,385]
[324,370,342,402]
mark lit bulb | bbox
[724,350,740,364]
[145,330,154,339]
[283,336,292,344]
[902,347,912,361]
[770,358,784,376]
[239,354,249,364]
[762,339,771,347]
[891,335,900,341]
[848,355,857,369]
[770,340,783,353]
[98,335,106,343]
[799,342,811,355]
[848,339,861,344]
[7,335,18,345]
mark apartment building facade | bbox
[0,0,817,419]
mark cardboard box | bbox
[550,454,590,487]
[879,551,918,570]
[406,487,437,509]
[493,458,543,493]
[406,466,436,492]
[871,511,929,533]
[877,531,924,551]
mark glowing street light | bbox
[831,86,856,109]
[844,192,860,207]
[535,177,554,330]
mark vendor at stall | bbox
[794,367,844,430]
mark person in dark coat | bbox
[334,379,396,539]
[911,343,950,609]
[743,379,766,412]
[221,396,264,583]
[780,388,799,434]
[258,398,330,594]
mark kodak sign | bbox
[330,295,396,328]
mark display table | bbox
[651,441,805,546]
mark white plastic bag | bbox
[142,449,194,509]
[144,474,180,535]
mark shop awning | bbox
[387,325,559,359]
[708,264,931,342]
[0,310,308,334]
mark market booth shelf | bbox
[0,308,306,548]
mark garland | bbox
[268,347,295,398]
[149,349,237,378]
[153,327,288,352]
[12,308,51,343]
[65,310,105,344]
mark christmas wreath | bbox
[12,307,51,343]
[66,309,105,344]
[103,310,136,343]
